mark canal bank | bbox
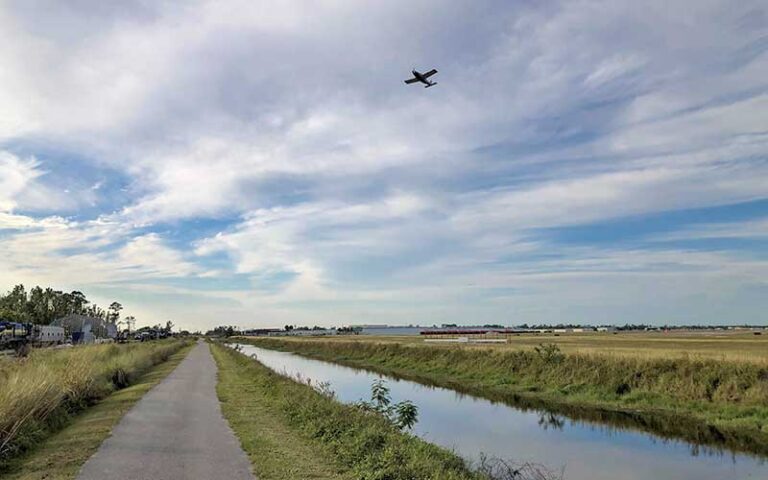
[211,343,490,480]
[240,337,768,457]
[233,341,768,480]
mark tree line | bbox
[0,284,129,326]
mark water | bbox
[233,343,768,480]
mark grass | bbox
[271,330,768,363]
[211,342,485,480]
[213,344,354,480]
[241,335,768,456]
[0,343,193,480]
[0,340,191,468]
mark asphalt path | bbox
[77,341,255,480]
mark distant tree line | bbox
[0,284,125,326]
[284,325,330,331]
[205,321,767,338]
[207,325,239,337]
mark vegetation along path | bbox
[77,341,254,480]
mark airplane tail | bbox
[425,82,437,88]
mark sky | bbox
[0,1,766,331]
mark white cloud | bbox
[0,151,80,212]
[0,151,41,211]
[651,218,768,242]
[0,0,766,327]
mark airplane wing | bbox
[422,69,438,79]
[404,77,420,84]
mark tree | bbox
[206,325,237,337]
[164,320,174,335]
[69,291,89,314]
[123,315,136,333]
[108,302,123,324]
[0,285,28,317]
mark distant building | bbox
[242,328,282,336]
[268,329,337,337]
[51,314,118,343]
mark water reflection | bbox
[234,344,767,480]
[538,413,565,431]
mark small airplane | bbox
[404,68,438,88]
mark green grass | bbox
[211,343,483,480]
[0,343,193,480]
[242,337,768,456]
[0,340,191,468]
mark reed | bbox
[213,343,559,480]
[243,337,768,454]
[0,340,188,464]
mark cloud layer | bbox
[1,0,766,329]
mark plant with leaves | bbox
[533,343,564,363]
[355,379,419,430]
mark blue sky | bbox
[0,1,766,330]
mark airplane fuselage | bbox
[412,70,435,86]
[404,68,438,88]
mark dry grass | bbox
[269,330,768,364]
[245,335,768,454]
[0,340,189,464]
[1,345,192,480]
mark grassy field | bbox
[0,340,191,468]
[0,344,193,480]
[242,332,768,455]
[271,330,768,363]
[211,342,490,480]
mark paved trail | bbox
[78,341,255,480]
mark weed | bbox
[355,379,419,430]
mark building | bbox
[268,329,337,337]
[51,314,118,344]
[242,328,282,336]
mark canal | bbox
[233,343,767,480]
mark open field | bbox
[242,332,768,455]
[0,340,191,469]
[1,344,193,480]
[267,330,768,363]
[211,343,489,480]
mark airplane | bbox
[404,68,438,88]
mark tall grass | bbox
[214,344,558,480]
[245,338,768,453]
[251,339,768,406]
[0,340,188,463]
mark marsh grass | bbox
[216,343,563,480]
[0,340,188,465]
[244,338,768,454]
[215,343,560,480]
[276,332,768,364]
[1,345,192,480]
